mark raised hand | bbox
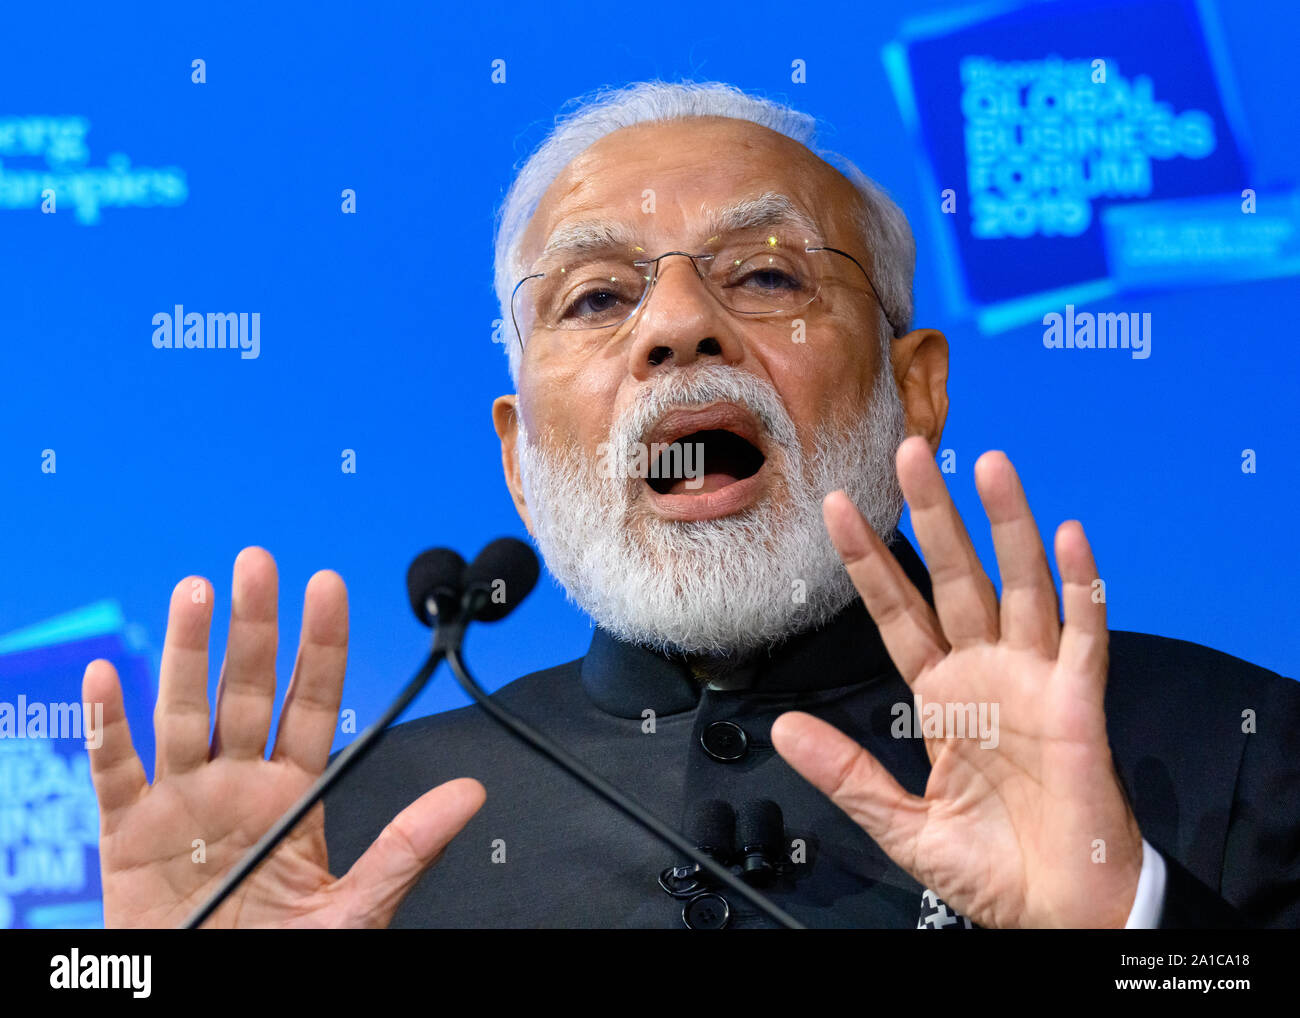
[84,547,484,928]
[772,436,1143,928]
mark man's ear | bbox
[889,328,949,454]
[492,394,534,535]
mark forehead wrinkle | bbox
[535,189,825,267]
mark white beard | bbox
[516,362,907,657]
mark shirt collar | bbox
[579,531,933,719]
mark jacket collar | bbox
[579,532,933,719]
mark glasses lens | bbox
[701,228,821,315]
[512,229,825,342]
[518,256,650,333]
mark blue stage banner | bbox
[882,0,1289,331]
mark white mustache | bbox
[610,365,799,467]
[515,358,907,655]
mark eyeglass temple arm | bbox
[806,245,902,338]
[509,272,544,354]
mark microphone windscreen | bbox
[687,799,736,861]
[736,798,783,852]
[463,537,540,622]
[406,547,467,626]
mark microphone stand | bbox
[182,589,806,931]
[443,599,806,931]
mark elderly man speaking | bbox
[84,80,1299,929]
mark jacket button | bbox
[700,721,748,762]
[682,892,731,930]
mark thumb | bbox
[337,777,485,926]
[771,711,926,865]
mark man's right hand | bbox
[83,547,484,929]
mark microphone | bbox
[736,798,786,887]
[185,537,805,931]
[459,537,539,622]
[659,800,735,898]
[691,799,736,865]
[407,547,467,625]
[438,541,804,930]
[180,546,468,929]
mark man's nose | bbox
[626,256,746,376]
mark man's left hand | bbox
[771,435,1144,929]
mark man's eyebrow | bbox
[537,192,821,262]
[704,192,821,240]
[540,218,640,260]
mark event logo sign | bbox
[883,0,1299,331]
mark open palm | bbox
[772,436,1144,928]
[85,549,483,928]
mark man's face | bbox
[494,116,948,656]
[511,117,887,500]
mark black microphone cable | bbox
[440,539,806,931]
[180,646,445,929]
[181,538,807,931]
[443,644,805,930]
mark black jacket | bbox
[323,536,1300,928]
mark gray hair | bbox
[492,79,916,385]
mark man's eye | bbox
[739,268,801,291]
[560,287,631,324]
[574,289,618,312]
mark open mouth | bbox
[636,403,771,520]
[645,429,766,495]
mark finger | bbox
[974,451,1061,655]
[211,547,279,761]
[823,490,948,683]
[1056,520,1108,684]
[270,570,349,775]
[338,778,486,927]
[83,659,148,819]
[771,711,926,868]
[897,436,1000,647]
[154,574,215,778]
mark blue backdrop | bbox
[0,0,1296,928]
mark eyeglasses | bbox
[509,226,901,352]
